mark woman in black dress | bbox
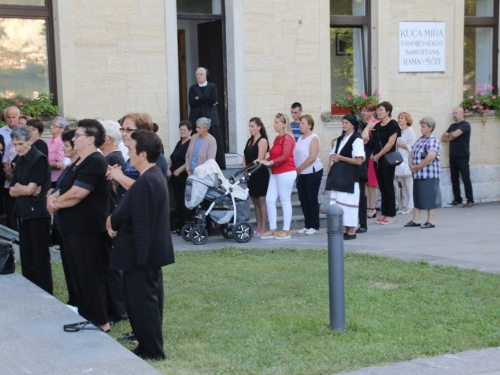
[169,120,192,233]
[188,67,226,169]
[26,119,49,157]
[243,117,270,237]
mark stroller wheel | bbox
[181,224,194,242]
[220,224,234,239]
[190,225,209,245]
[232,222,253,243]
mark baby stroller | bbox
[181,160,263,245]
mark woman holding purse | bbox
[395,112,416,215]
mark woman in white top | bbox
[293,115,324,235]
[327,114,365,240]
[396,112,416,214]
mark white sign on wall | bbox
[399,22,445,73]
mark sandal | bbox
[376,216,385,223]
[274,230,291,240]
[260,230,277,239]
[421,222,435,229]
[367,208,377,219]
[380,217,394,225]
[404,221,421,227]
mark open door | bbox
[197,20,227,153]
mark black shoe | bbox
[450,200,462,206]
[356,226,367,234]
[404,221,421,227]
[463,202,474,208]
[119,331,136,341]
[344,234,357,240]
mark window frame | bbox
[330,1,371,96]
[0,1,57,102]
[464,1,499,90]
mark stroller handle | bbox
[229,163,264,183]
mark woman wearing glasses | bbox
[106,113,168,206]
[47,119,111,332]
[256,113,296,240]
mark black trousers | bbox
[59,237,78,306]
[170,174,190,230]
[358,179,367,227]
[18,217,53,294]
[450,156,474,203]
[103,235,127,322]
[374,160,397,217]
[209,125,226,170]
[62,232,109,326]
[4,189,17,231]
[123,268,165,360]
[296,169,323,230]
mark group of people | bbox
[1,106,174,361]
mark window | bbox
[464,0,498,92]
[330,0,370,101]
[0,1,55,100]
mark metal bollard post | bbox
[327,203,345,331]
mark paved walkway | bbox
[1,203,498,374]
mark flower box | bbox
[331,105,352,115]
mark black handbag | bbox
[0,235,16,275]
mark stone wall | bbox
[53,0,169,144]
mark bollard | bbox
[327,203,345,331]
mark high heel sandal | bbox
[367,208,377,219]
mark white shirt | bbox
[293,133,323,174]
[330,133,365,162]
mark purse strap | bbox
[0,234,18,244]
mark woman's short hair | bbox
[53,116,69,129]
[77,119,106,147]
[62,129,76,148]
[377,101,393,117]
[26,119,44,134]
[298,114,315,130]
[419,116,436,131]
[131,130,162,163]
[11,125,32,142]
[179,120,193,131]
[196,117,211,129]
[100,120,122,146]
[121,113,153,131]
[398,112,413,126]
[364,101,377,112]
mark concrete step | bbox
[247,213,328,230]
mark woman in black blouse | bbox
[47,119,111,332]
[26,119,49,157]
[188,67,226,169]
[169,120,192,233]
[363,101,400,225]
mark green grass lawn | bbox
[52,248,500,375]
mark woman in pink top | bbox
[47,116,68,186]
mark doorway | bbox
[177,16,228,153]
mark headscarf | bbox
[342,113,359,133]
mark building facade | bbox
[1,0,499,202]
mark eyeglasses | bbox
[50,124,63,128]
[74,133,89,138]
[119,128,137,133]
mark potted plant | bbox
[332,89,381,116]
[462,84,500,123]
[18,94,60,120]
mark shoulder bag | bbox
[0,235,16,275]
[378,127,403,167]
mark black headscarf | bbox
[342,114,359,133]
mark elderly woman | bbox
[9,125,52,294]
[327,114,365,240]
[256,113,296,240]
[106,113,168,206]
[26,118,49,157]
[396,112,416,215]
[293,114,323,235]
[47,116,69,187]
[243,117,270,236]
[185,117,217,175]
[108,130,175,360]
[363,101,400,225]
[188,67,226,169]
[47,119,111,333]
[169,120,192,233]
[404,116,442,229]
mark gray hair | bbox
[419,116,436,131]
[53,116,69,129]
[196,117,211,129]
[11,125,32,142]
[100,120,122,145]
[3,106,20,116]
